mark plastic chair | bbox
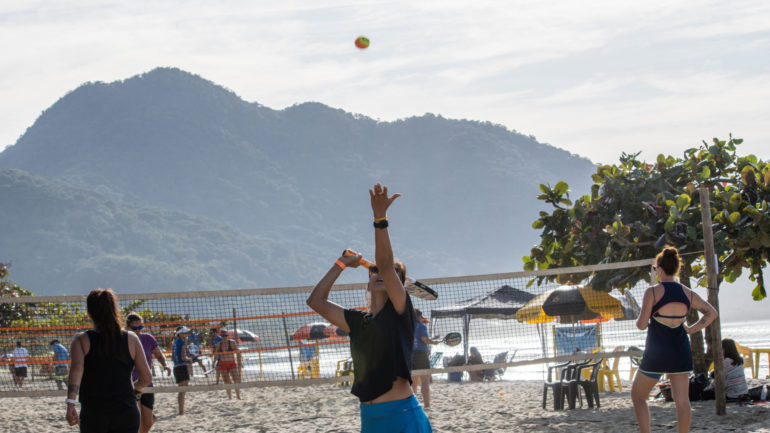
[628,346,642,380]
[335,358,353,386]
[737,343,755,378]
[567,360,602,409]
[429,351,443,369]
[298,357,319,379]
[597,346,624,392]
[482,351,509,381]
[542,361,573,410]
[708,343,755,379]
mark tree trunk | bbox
[681,269,707,373]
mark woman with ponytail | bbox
[631,247,717,433]
[65,288,152,432]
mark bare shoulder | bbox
[72,332,89,344]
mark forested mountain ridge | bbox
[0,67,597,295]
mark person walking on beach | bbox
[172,326,192,415]
[11,341,29,387]
[215,329,242,400]
[50,340,69,390]
[631,247,717,433]
[307,183,432,432]
[411,309,439,408]
[210,327,222,384]
[126,312,172,432]
[65,288,152,432]
[186,331,207,375]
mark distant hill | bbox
[0,168,325,294]
[0,67,597,295]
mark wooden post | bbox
[699,185,726,415]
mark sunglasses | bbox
[130,325,143,331]
[368,265,405,280]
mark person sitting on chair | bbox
[721,338,749,401]
[468,347,484,382]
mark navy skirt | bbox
[639,319,693,375]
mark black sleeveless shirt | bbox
[344,295,415,402]
[79,330,136,408]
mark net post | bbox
[281,313,295,380]
[232,308,242,382]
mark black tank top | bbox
[344,295,415,402]
[651,281,692,319]
[79,330,136,408]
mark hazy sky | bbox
[1,0,768,164]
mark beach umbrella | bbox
[323,324,349,338]
[292,322,347,341]
[224,329,259,343]
[516,285,624,324]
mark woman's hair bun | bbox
[663,247,678,257]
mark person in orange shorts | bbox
[215,329,242,399]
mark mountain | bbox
[0,168,324,294]
[0,67,597,295]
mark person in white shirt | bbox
[11,341,29,387]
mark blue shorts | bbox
[638,370,662,381]
[360,395,432,433]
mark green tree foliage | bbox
[523,135,769,300]
[0,263,34,327]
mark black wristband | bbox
[373,219,389,229]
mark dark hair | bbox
[722,338,743,366]
[16,341,21,347]
[50,340,60,345]
[656,246,681,276]
[86,288,123,360]
[126,312,142,324]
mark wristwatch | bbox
[135,390,142,401]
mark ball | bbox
[355,36,370,49]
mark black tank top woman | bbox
[79,330,136,408]
[639,281,694,375]
[344,295,416,402]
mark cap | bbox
[175,326,191,336]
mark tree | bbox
[522,136,770,371]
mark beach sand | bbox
[3,379,768,432]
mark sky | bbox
[0,0,768,318]
[1,0,769,165]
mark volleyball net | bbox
[0,259,655,397]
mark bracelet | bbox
[65,398,78,405]
[373,219,389,229]
[334,259,346,270]
[374,216,387,222]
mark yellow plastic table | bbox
[752,348,770,379]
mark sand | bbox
[2,379,769,432]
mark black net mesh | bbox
[0,261,653,396]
